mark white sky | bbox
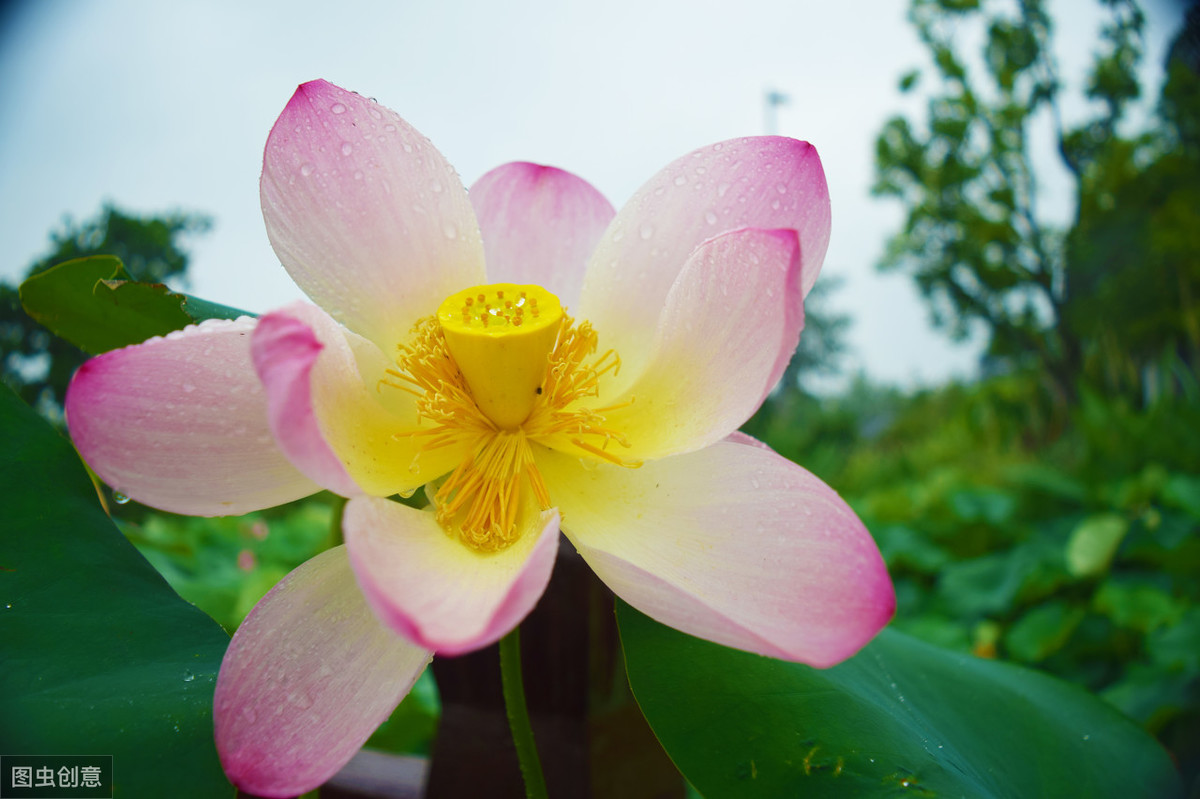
[0,0,1185,388]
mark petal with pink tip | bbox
[252,302,468,498]
[252,309,359,497]
[539,441,894,668]
[215,546,431,798]
[261,80,486,349]
[343,495,560,655]
[65,318,319,515]
[580,136,829,380]
[470,162,615,309]
[597,227,804,461]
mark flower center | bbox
[437,284,564,429]
[384,283,637,552]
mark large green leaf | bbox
[618,602,1180,798]
[0,387,233,797]
[20,255,249,355]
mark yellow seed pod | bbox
[437,283,564,429]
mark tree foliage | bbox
[870,0,1200,403]
[0,204,210,419]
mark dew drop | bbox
[443,222,458,239]
[639,224,655,240]
[431,180,443,193]
[776,182,788,194]
[330,102,347,115]
[402,142,414,153]
[771,199,781,210]
[183,671,195,682]
[354,170,363,180]
[341,142,353,156]
[704,210,718,225]
[717,182,731,197]
[384,124,397,132]
[300,163,314,177]
[673,175,687,186]
[181,382,196,393]
[368,107,383,120]
[112,491,131,505]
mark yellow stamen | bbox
[386,283,638,552]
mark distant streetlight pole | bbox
[764,89,790,135]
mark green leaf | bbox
[0,387,233,797]
[19,255,251,355]
[618,602,1181,799]
[1004,600,1086,663]
[1066,513,1129,577]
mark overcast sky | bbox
[0,0,1185,388]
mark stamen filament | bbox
[382,296,637,552]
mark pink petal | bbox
[579,136,829,380]
[469,162,615,309]
[252,309,359,497]
[261,80,486,349]
[343,495,560,655]
[252,302,468,498]
[215,546,431,798]
[724,430,775,451]
[600,227,804,460]
[64,318,319,515]
[540,441,894,668]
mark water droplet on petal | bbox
[368,107,382,120]
[183,671,195,682]
[300,163,314,177]
[341,142,353,156]
[112,491,130,505]
[639,224,655,240]
[673,175,687,186]
[181,382,196,393]
[704,211,718,225]
[431,180,443,193]
[353,170,363,180]
[443,223,458,239]
[776,182,788,194]
[330,102,347,115]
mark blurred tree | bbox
[872,0,1151,401]
[0,204,211,420]
[1064,4,1200,401]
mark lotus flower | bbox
[65,80,894,796]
